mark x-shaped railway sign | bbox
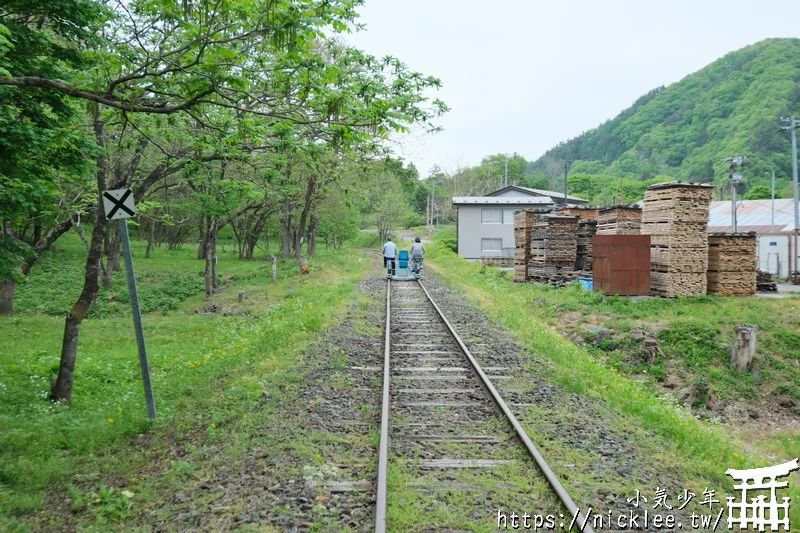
[102,188,136,220]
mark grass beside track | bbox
[425,242,799,527]
[0,233,370,531]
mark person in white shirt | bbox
[382,237,398,275]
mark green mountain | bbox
[531,38,800,200]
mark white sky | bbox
[347,0,800,177]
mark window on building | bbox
[481,208,502,224]
[481,238,503,252]
[503,209,515,224]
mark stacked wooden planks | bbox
[540,269,592,287]
[641,182,714,296]
[757,270,778,291]
[576,219,597,271]
[528,215,579,280]
[556,206,600,220]
[513,210,537,282]
[707,233,757,295]
[596,206,642,235]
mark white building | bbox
[707,199,798,276]
[451,186,588,260]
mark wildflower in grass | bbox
[107,418,114,423]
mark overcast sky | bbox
[346,0,800,177]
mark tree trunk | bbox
[107,222,121,271]
[244,213,266,261]
[0,278,16,315]
[280,202,293,258]
[145,218,155,258]
[101,224,114,289]
[211,222,219,290]
[204,235,213,298]
[32,223,42,245]
[232,214,246,260]
[197,215,207,260]
[307,214,317,256]
[271,255,277,282]
[204,218,218,297]
[0,218,76,316]
[731,325,757,372]
[294,175,317,262]
[52,107,108,404]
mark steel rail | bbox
[374,278,391,533]
[416,280,595,533]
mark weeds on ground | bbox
[425,242,799,527]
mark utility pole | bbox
[771,169,775,232]
[781,116,800,275]
[431,180,435,229]
[563,162,569,207]
[724,157,744,232]
[426,195,430,229]
[504,155,508,188]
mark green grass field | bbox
[0,232,370,530]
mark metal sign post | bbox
[102,188,156,419]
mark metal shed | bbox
[592,235,651,295]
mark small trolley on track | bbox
[386,249,422,280]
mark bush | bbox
[403,213,425,228]
[439,238,457,253]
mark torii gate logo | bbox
[726,458,798,531]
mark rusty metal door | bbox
[592,235,651,295]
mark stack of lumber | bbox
[756,270,778,292]
[596,206,642,235]
[575,219,597,271]
[514,210,537,282]
[528,215,579,280]
[706,233,757,296]
[540,269,592,287]
[641,182,714,296]
[556,206,600,220]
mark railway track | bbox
[375,278,593,532]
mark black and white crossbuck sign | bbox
[102,188,136,220]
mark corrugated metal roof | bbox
[708,200,797,233]
[486,185,587,202]
[452,196,553,205]
[707,225,787,234]
[514,186,587,202]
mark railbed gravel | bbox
[157,264,703,532]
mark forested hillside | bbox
[531,38,800,200]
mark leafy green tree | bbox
[743,185,772,200]
[0,0,106,314]
[2,0,448,404]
